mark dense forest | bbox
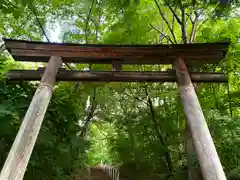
[0,0,240,179]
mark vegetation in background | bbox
[1,0,240,179]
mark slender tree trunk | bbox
[144,86,173,176]
[180,3,188,44]
[80,88,97,138]
[189,13,198,43]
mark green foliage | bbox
[1,0,240,179]
[0,80,89,179]
[0,55,90,179]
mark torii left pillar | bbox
[0,56,62,180]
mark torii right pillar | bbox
[173,57,226,180]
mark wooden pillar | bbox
[0,56,62,180]
[112,60,122,71]
[186,123,203,180]
[173,57,226,180]
[186,83,203,180]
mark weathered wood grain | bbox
[0,56,62,180]
[4,38,228,50]
[6,69,228,83]
[10,48,223,58]
[4,39,228,65]
[174,57,226,180]
[10,55,223,65]
[186,123,203,180]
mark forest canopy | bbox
[0,0,240,179]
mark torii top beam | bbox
[3,39,229,65]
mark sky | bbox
[50,26,61,42]
[45,21,61,43]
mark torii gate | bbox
[0,39,229,180]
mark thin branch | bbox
[186,6,198,23]
[163,0,182,25]
[95,0,104,42]
[172,8,176,33]
[180,0,188,43]
[0,44,4,50]
[80,88,98,137]
[78,13,98,27]
[138,64,173,173]
[124,92,148,106]
[189,12,199,43]
[0,44,7,54]
[186,12,193,23]
[227,76,233,117]
[196,17,208,33]
[149,23,174,44]
[159,15,167,43]
[143,85,174,174]
[30,6,50,42]
[154,0,177,44]
[65,63,73,70]
[85,0,95,44]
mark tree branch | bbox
[180,0,188,43]
[30,6,50,42]
[85,0,95,44]
[149,23,174,44]
[154,0,177,44]
[163,0,182,25]
[0,44,7,53]
[95,0,104,42]
[189,12,199,43]
[143,86,174,175]
[172,8,176,33]
[78,13,98,27]
[186,7,198,23]
[139,63,173,174]
[80,88,98,137]
[196,17,207,33]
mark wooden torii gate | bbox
[0,39,229,180]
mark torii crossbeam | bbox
[0,39,229,180]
